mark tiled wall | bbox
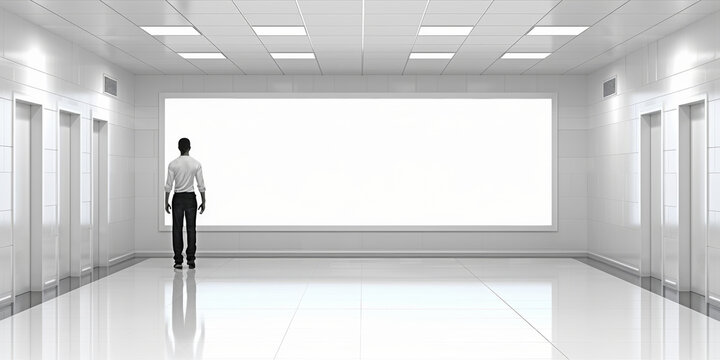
[0,8,135,298]
[134,74,589,255]
[587,10,720,296]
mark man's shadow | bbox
[167,270,205,359]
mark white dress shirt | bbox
[165,155,206,193]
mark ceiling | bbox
[1,0,718,75]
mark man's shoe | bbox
[188,262,196,269]
[173,264,183,270]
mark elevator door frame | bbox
[675,94,709,309]
[11,92,47,300]
[640,105,664,283]
[91,114,109,270]
[57,103,83,281]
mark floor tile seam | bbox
[454,258,572,360]
[360,261,364,360]
[271,272,313,360]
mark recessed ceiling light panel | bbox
[253,26,307,36]
[418,26,473,36]
[141,26,200,36]
[501,52,551,60]
[409,52,455,60]
[179,52,226,59]
[271,52,316,59]
[527,26,588,36]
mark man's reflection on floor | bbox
[167,270,205,359]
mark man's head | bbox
[178,138,191,154]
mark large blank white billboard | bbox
[160,94,556,231]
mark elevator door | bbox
[59,112,71,279]
[92,120,108,268]
[642,111,663,279]
[93,122,99,267]
[689,102,706,295]
[14,102,31,294]
[649,112,663,278]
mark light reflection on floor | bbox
[1,258,719,359]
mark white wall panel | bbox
[709,246,720,303]
[0,99,10,146]
[0,172,9,211]
[0,246,11,300]
[0,211,10,247]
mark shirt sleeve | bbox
[195,163,206,192]
[164,165,175,193]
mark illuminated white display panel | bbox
[161,95,555,231]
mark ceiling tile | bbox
[365,1,428,14]
[123,13,191,26]
[422,14,483,26]
[304,14,362,26]
[276,59,322,75]
[195,25,255,36]
[188,59,243,74]
[483,59,541,74]
[616,0,698,14]
[298,0,361,14]
[443,58,494,74]
[412,43,462,52]
[168,1,239,14]
[34,0,116,14]
[486,1,560,14]
[537,13,606,26]
[104,1,179,14]
[233,1,299,14]
[365,14,424,26]
[426,1,492,14]
[404,59,450,75]
[184,13,249,26]
[475,13,545,26]
[549,1,627,14]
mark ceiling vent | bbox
[104,75,118,97]
[603,76,616,98]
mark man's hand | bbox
[198,202,205,214]
[165,203,172,214]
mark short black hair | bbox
[178,138,191,153]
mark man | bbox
[165,138,206,269]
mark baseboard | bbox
[587,252,641,276]
[108,252,135,265]
[134,250,587,258]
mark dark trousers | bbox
[172,192,197,264]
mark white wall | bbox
[134,74,588,255]
[0,8,135,299]
[587,10,720,296]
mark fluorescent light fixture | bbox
[271,52,316,59]
[179,52,226,59]
[140,26,200,36]
[528,26,589,36]
[409,52,455,60]
[418,26,473,36]
[501,52,551,60]
[253,26,307,36]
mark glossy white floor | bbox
[1,258,719,360]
